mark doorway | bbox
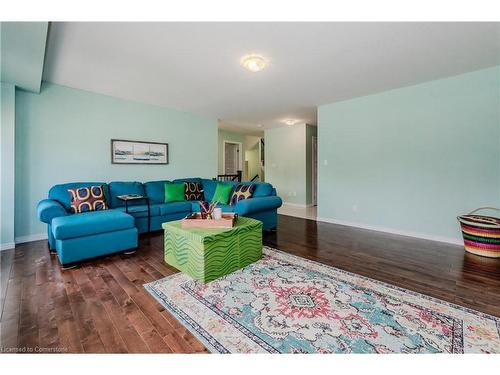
[223,141,242,174]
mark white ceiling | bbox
[43,22,500,133]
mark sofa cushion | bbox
[217,204,235,213]
[114,204,161,218]
[49,182,109,211]
[68,185,108,213]
[144,180,171,204]
[190,201,201,212]
[200,179,219,201]
[247,182,273,197]
[184,181,204,201]
[108,181,145,207]
[51,210,135,240]
[173,177,202,184]
[158,202,192,216]
[230,184,255,205]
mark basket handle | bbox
[467,207,500,216]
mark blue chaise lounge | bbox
[37,178,282,267]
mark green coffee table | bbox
[162,217,263,283]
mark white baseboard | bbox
[281,202,314,209]
[316,216,463,246]
[2,221,463,251]
[0,233,48,251]
[0,242,15,251]
[15,233,47,244]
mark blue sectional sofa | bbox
[37,178,282,267]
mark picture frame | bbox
[111,139,169,164]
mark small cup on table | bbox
[213,207,222,220]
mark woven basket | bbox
[457,207,500,258]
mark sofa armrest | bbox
[234,196,283,216]
[37,199,68,224]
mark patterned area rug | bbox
[144,247,500,353]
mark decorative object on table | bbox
[211,183,233,204]
[199,200,219,219]
[117,194,151,232]
[184,181,204,201]
[181,212,238,229]
[161,216,261,283]
[145,246,500,354]
[116,194,143,200]
[213,207,222,220]
[457,207,500,258]
[230,183,255,205]
[68,185,108,213]
[164,183,185,203]
[111,139,168,164]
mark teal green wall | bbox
[318,66,500,242]
[0,22,48,93]
[265,124,308,205]
[1,82,15,248]
[15,82,218,239]
[217,129,246,175]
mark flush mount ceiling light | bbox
[257,124,263,128]
[240,54,268,72]
[283,119,300,126]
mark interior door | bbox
[224,143,239,174]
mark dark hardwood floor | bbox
[1,214,500,353]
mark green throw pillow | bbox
[164,183,185,203]
[211,183,233,204]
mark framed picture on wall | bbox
[111,139,169,164]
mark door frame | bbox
[311,136,318,206]
[223,140,243,174]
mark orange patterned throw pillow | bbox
[68,185,108,213]
[230,184,255,205]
